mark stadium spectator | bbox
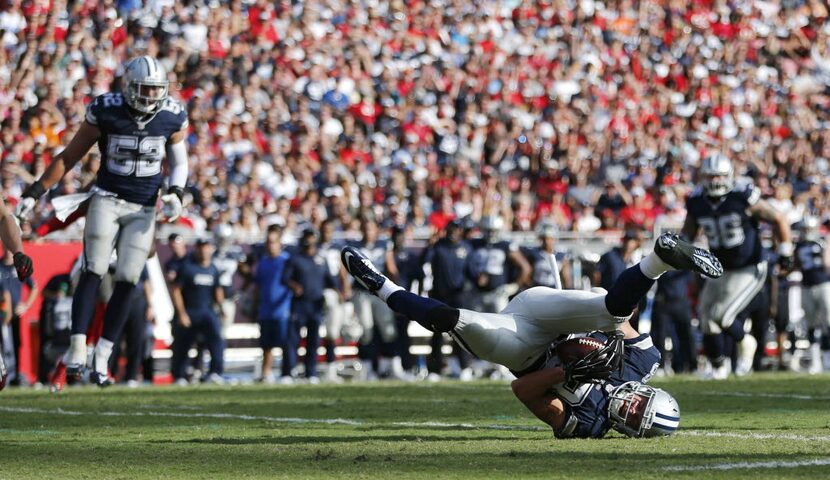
[317,218,347,383]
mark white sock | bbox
[93,338,114,375]
[377,279,404,302]
[65,334,88,365]
[639,252,673,279]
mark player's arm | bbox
[0,199,22,254]
[511,368,567,429]
[0,200,34,280]
[15,278,39,317]
[747,199,793,256]
[385,249,400,283]
[508,249,532,286]
[23,121,100,198]
[160,128,189,221]
[1,290,11,325]
[170,284,190,327]
[680,213,699,242]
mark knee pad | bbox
[428,306,460,333]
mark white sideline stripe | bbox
[663,458,830,472]
[699,391,830,401]
[677,431,830,442]
[2,406,827,439]
[0,406,545,431]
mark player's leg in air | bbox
[342,232,723,373]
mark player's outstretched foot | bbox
[655,233,723,279]
[66,363,85,382]
[341,246,386,293]
[89,371,113,388]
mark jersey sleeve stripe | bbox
[85,109,98,125]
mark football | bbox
[555,336,606,363]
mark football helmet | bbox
[700,153,734,197]
[608,382,680,438]
[123,56,169,114]
[480,216,504,243]
[801,216,821,241]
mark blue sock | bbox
[726,320,745,342]
[71,272,103,335]
[605,265,656,317]
[703,333,725,365]
[387,291,458,332]
[101,282,137,342]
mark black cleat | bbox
[654,233,723,279]
[89,371,113,388]
[66,363,85,382]
[341,246,386,293]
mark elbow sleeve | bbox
[166,141,188,189]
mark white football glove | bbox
[14,196,36,222]
[160,192,183,222]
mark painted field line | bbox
[677,430,830,442]
[3,406,827,440]
[0,406,545,431]
[663,458,830,471]
[699,391,830,401]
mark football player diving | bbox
[342,232,723,438]
[682,154,792,379]
[0,198,34,390]
[15,56,188,386]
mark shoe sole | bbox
[657,235,723,278]
[341,248,383,291]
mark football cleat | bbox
[66,363,86,381]
[89,371,113,388]
[341,246,386,293]
[654,233,723,279]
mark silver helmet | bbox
[700,153,734,197]
[123,56,169,114]
[608,382,680,438]
[801,216,821,241]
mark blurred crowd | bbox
[3,0,830,385]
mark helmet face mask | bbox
[123,56,169,114]
[701,154,734,198]
[608,382,679,438]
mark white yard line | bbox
[0,406,544,431]
[3,406,828,440]
[677,430,830,442]
[663,458,830,472]
[699,391,830,401]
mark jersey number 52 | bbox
[107,135,165,177]
[698,213,745,249]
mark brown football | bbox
[555,337,606,363]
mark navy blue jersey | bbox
[164,253,189,282]
[282,252,336,303]
[551,333,660,439]
[468,239,517,290]
[796,240,830,287]
[392,247,423,291]
[175,260,220,314]
[318,241,345,279]
[596,248,628,291]
[655,270,692,302]
[424,239,471,298]
[685,184,762,270]
[523,247,567,287]
[213,246,245,295]
[86,92,189,206]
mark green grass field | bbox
[1,374,830,479]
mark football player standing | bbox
[682,154,792,378]
[15,56,188,386]
[0,198,34,390]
